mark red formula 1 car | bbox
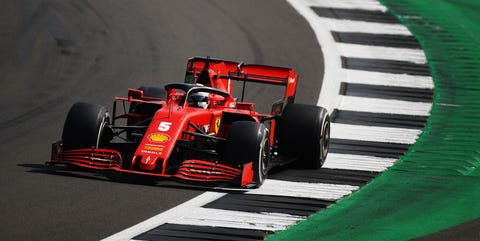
[50,57,330,188]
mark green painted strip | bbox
[266,0,480,240]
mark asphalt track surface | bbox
[0,1,323,240]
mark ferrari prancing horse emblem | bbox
[215,117,221,134]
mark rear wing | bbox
[185,57,298,103]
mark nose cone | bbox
[139,155,157,171]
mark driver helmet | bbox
[188,92,209,109]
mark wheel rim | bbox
[257,130,269,185]
[261,139,269,175]
[321,119,330,159]
[95,113,109,148]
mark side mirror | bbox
[271,100,284,115]
[128,88,144,99]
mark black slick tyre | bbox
[224,121,270,188]
[62,102,110,150]
[278,103,330,169]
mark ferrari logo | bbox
[145,156,151,165]
[215,118,221,134]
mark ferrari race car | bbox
[50,57,330,188]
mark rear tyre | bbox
[224,121,270,188]
[62,102,110,150]
[278,104,330,169]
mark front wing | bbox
[49,141,254,187]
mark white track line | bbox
[324,153,397,172]
[331,123,422,144]
[284,0,344,112]
[101,192,226,241]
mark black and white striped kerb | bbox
[312,7,399,23]
[203,193,334,216]
[339,83,433,102]
[331,110,428,130]
[133,223,272,241]
[341,57,431,76]
[332,32,422,49]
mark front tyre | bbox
[224,121,270,188]
[278,104,330,169]
[62,102,111,150]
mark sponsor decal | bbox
[145,143,164,147]
[148,133,170,143]
[144,145,164,152]
[215,117,221,134]
[141,150,162,155]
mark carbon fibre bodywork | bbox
[49,57,316,188]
